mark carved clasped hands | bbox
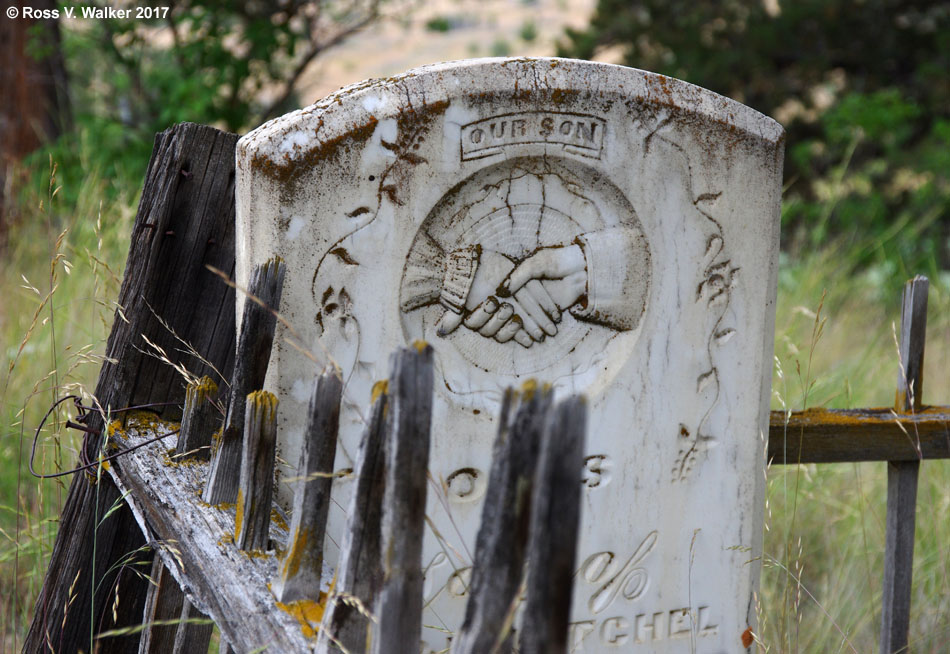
[437,244,588,347]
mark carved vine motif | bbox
[639,120,740,483]
[309,96,442,391]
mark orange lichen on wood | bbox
[371,380,388,404]
[771,406,950,428]
[234,488,244,539]
[271,507,289,531]
[767,405,950,464]
[106,419,127,440]
[123,410,177,432]
[276,592,328,639]
[190,376,219,403]
[281,526,311,580]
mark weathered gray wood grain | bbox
[371,345,434,654]
[318,383,389,653]
[139,559,185,654]
[452,385,552,654]
[274,370,342,603]
[881,276,928,654]
[896,276,929,414]
[26,122,239,654]
[521,395,586,654]
[171,599,213,654]
[236,391,279,552]
[176,376,221,462]
[205,257,285,504]
[881,460,920,654]
[106,413,331,653]
[768,407,950,464]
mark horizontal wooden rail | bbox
[106,412,331,653]
[768,406,950,464]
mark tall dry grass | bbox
[760,240,950,652]
[0,158,134,650]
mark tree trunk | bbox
[0,0,70,241]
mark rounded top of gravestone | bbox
[238,57,784,184]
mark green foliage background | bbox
[29,0,380,208]
[560,0,950,281]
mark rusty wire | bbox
[30,395,182,479]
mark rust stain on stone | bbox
[250,117,380,186]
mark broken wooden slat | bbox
[26,122,240,654]
[452,384,552,654]
[896,276,929,415]
[176,376,220,462]
[520,395,586,654]
[880,275,928,654]
[171,599,214,654]
[205,257,285,504]
[104,412,320,652]
[274,369,343,603]
[139,559,185,654]
[236,390,279,551]
[767,406,950,464]
[370,345,434,654]
[318,383,389,653]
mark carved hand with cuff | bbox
[435,247,551,348]
[399,225,643,346]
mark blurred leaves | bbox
[560,0,950,277]
[28,0,383,206]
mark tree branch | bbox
[257,0,381,124]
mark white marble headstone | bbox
[236,58,783,652]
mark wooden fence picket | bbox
[274,370,343,603]
[521,395,587,653]
[452,386,551,654]
[205,257,285,505]
[318,384,389,653]
[880,275,928,654]
[370,345,434,653]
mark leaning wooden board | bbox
[105,411,332,653]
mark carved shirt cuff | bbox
[439,245,480,314]
[570,227,648,331]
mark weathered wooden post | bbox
[880,275,928,654]
[176,376,220,462]
[317,383,389,653]
[235,390,279,551]
[452,385,551,653]
[170,600,213,654]
[138,560,186,654]
[205,257,285,505]
[274,369,343,602]
[371,345,434,652]
[26,123,238,654]
[521,395,587,652]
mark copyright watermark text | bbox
[6,6,170,20]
